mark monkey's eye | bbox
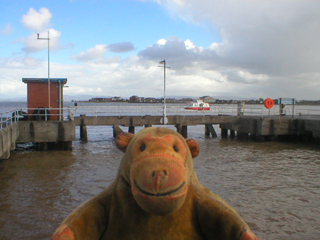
[173,145,179,152]
[140,143,146,152]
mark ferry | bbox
[185,99,210,111]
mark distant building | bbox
[129,95,140,102]
[90,98,109,102]
[166,98,175,103]
[111,96,124,101]
[200,96,216,103]
[145,97,157,103]
[181,98,194,102]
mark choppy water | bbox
[0,102,320,240]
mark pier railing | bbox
[2,105,320,130]
[0,110,16,130]
[67,105,286,118]
[68,105,241,118]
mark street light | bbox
[158,60,170,125]
[37,31,50,108]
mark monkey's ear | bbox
[186,139,200,158]
[116,132,135,152]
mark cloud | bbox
[1,24,14,35]
[3,2,320,100]
[22,28,62,53]
[70,44,121,64]
[19,8,67,53]
[21,7,52,31]
[139,37,207,70]
[71,44,107,62]
[108,42,135,53]
[155,0,320,77]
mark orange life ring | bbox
[264,98,275,109]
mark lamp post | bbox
[158,60,170,125]
[37,31,50,108]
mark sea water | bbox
[0,101,319,240]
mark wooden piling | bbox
[80,114,88,142]
[181,126,188,138]
[221,128,228,138]
[230,130,235,139]
[175,124,188,138]
[205,124,217,138]
[129,126,135,134]
[113,125,123,137]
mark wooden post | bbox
[175,124,187,138]
[80,114,87,142]
[221,129,228,138]
[205,124,217,138]
[175,124,182,134]
[181,126,188,138]
[113,125,123,137]
[205,125,210,137]
[230,130,235,139]
[129,126,135,134]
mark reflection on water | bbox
[1,125,320,239]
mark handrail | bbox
[2,105,320,130]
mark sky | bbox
[1,0,320,101]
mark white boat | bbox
[185,100,210,111]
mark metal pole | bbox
[158,60,170,124]
[48,31,50,109]
[37,31,50,108]
[59,80,61,121]
[163,60,166,123]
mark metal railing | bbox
[2,105,320,130]
[0,110,17,129]
[68,105,241,117]
[0,107,69,130]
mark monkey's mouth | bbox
[134,179,185,197]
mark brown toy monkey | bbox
[52,127,260,240]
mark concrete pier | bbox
[0,123,19,159]
[219,116,320,140]
[16,121,75,152]
[2,114,320,159]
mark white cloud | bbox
[20,8,65,53]
[156,0,320,77]
[70,44,121,64]
[184,39,196,50]
[22,28,62,53]
[139,36,206,70]
[1,24,14,35]
[21,8,52,31]
[157,39,167,45]
[133,0,320,100]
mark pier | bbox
[1,104,320,159]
